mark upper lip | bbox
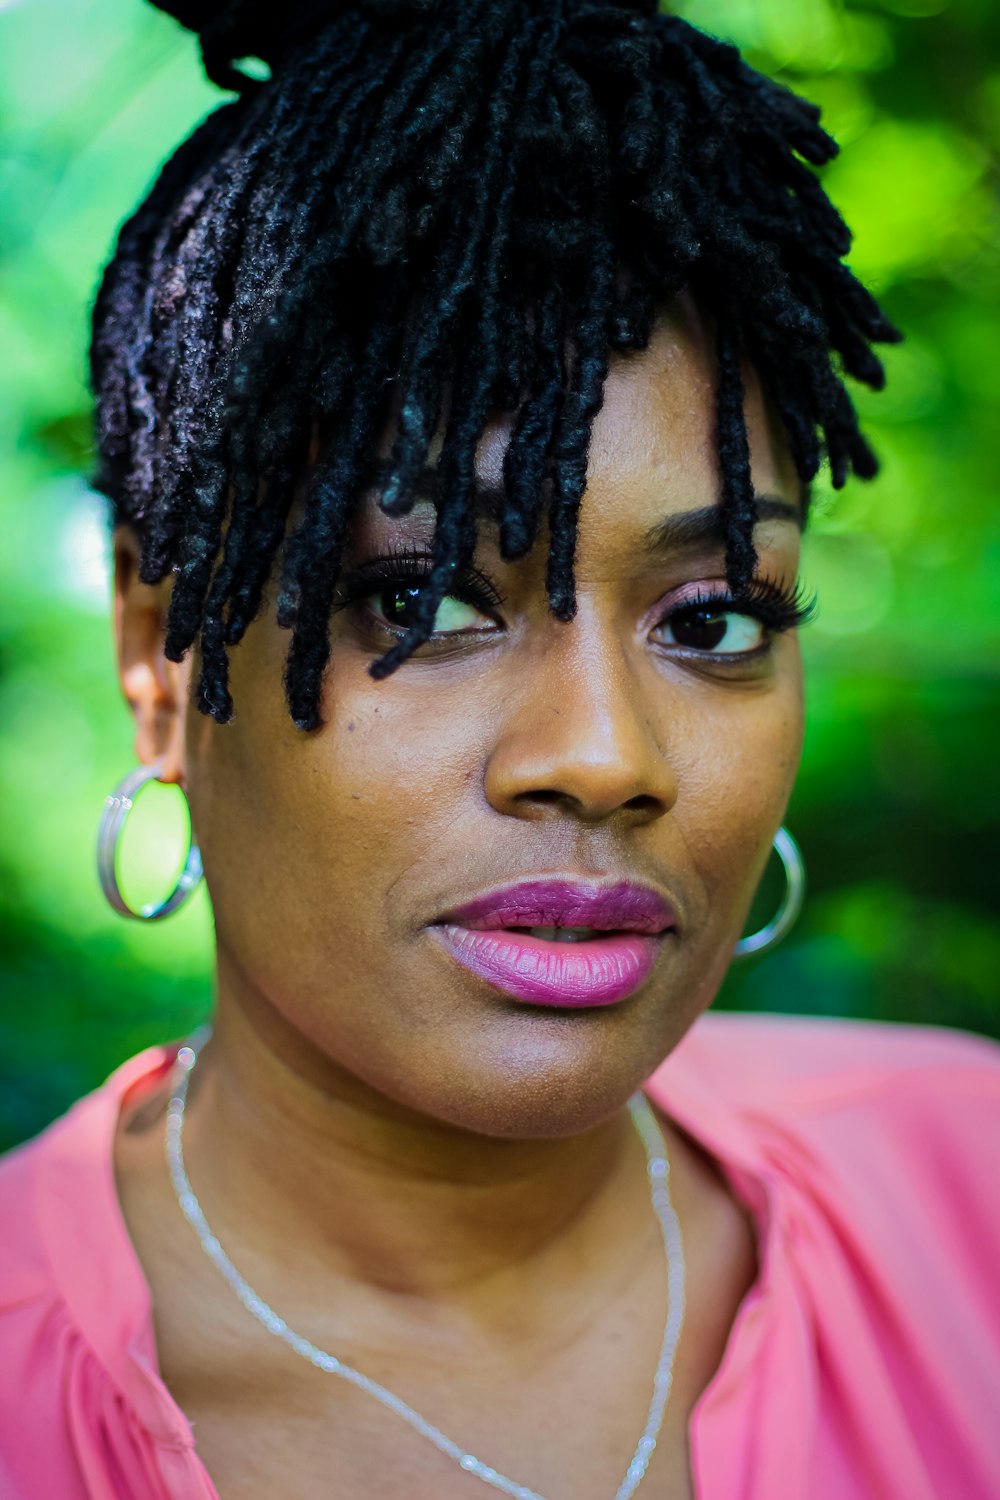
[436,879,677,935]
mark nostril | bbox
[624,794,663,816]
[513,788,667,821]
[516,789,571,815]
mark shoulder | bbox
[653,1010,1000,1276]
[658,1010,1000,1172]
[665,1009,1000,1106]
[0,1042,176,1312]
[0,1127,54,1309]
[0,1107,100,1496]
[0,1045,182,1497]
[656,1016,1000,1493]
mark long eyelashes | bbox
[333,545,505,619]
[665,575,817,636]
[333,547,816,642]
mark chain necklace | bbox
[165,1027,686,1500]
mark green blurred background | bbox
[1,0,998,1151]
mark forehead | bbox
[356,298,802,554]
[475,298,801,538]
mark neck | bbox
[178,968,654,1313]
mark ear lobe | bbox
[113,527,191,786]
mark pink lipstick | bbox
[431,880,676,1008]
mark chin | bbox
[376,996,701,1140]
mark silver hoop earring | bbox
[733,826,805,959]
[96,759,203,920]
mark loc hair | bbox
[90,0,900,731]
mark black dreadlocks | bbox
[90,0,900,731]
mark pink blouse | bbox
[2,1012,999,1499]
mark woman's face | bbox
[121,304,804,1138]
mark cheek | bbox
[184,632,486,992]
[311,679,484,915]
[667,647,804,931]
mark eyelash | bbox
[662,576,816,640]
[333,549,815,644]
[333,545,504,621]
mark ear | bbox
[113,526,192,787]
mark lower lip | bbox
[431,925,665,1008]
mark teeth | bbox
[524,926,601,943]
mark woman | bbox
[1,2,998,1497]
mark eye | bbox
[650,577,815,657]
[368,584,496,635]
[656,603,765,654]
[335,550,507,648]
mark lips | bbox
[431,879,676,1009]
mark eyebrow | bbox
[365,461,803,542]
[643,496,803,553]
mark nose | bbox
[483,630,678,826]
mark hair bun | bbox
[149,0,460,87]
[151,0,663,88]
[148,0,361,88]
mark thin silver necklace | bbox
[164,1027,685,1500]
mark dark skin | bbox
[113,302,803,1499]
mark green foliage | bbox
[1,0,997,1149]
